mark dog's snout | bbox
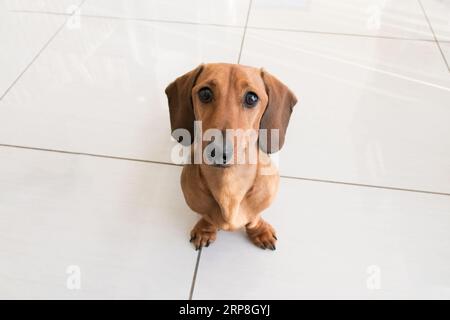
[206,136,233,167]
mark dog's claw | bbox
[247,220,277,252]
[206,240,210,247]
[190,236,195,242]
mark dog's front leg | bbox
[246,218,277,250]
[190,218,218,250]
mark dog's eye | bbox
[244,92,258,108]
[198,87,213,103]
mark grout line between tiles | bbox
[188,249,202,300]
[237,0,253,64]
[247,25,439,43]
[9,9,450,44]
[1,143,449,198]
[0,143,182,167]
[417,0,450,72]
[0,25,65,101]
[0,0,88,101]
[280,175,450,197]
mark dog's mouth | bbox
[212,163,232,168]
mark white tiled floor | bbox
[0,11,65,97]
[241,29,450,194]
[81,0,251,26]
[249,0,433,40]
[421,0,450,41]
[195,179,450,299]
[0,0,449,299]
[0,148,195,299]
[0,16,243,162]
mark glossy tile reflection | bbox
[2,0,83,13]
[421,0,450,41]
[249,0,433,39]
[82,0,250,26]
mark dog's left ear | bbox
[165,64,204,145]
[259,69,298,153]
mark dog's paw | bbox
[190,219,217,250]
[246,220,277,250]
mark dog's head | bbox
[165,63,297,166]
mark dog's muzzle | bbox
[205,137,233,167]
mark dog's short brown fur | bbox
[165,63,297,250]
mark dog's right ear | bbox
[165,64,204,146]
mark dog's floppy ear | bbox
[259,69,297,153]
[165,64,204,145]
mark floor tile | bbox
[193,178,450,299]
[2,0,83,13]
[442,42,450,67]
[421,0,450,41]
[240,30,450,194]
[0,11,66,98]
[249,0,433,40]
[0,17,243,165]
[81,0,250,26]
[0,147,197,299]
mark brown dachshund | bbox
[165,63,297,250]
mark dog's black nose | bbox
[206,137,233,166]
[221,146,233,165]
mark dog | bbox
[165,63,297,250]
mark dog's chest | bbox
[205,167,256,229]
